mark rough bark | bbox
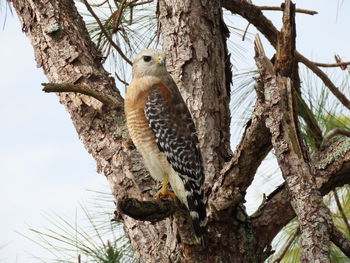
[11,0,169,262]
[222,0,350,111]
[158,0,232,184]
[264,76,332,262]
[157,1,262,262]
[256,2,332,261]
[10,0,350,262]
[252,139,350,252]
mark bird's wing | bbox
[144,81,206,240]
[144,82,204,186]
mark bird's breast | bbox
[125,107,169,182]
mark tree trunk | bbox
[10,0,350,262]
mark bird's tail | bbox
[186,187,207,245]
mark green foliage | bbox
[299,66,350,152]
[322,114,350,132]
[230,68,258,141]
[23,189,139,263]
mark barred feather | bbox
[145,85,206,241]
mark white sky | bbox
[0,0,349,262]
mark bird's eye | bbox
[143,56,152,62]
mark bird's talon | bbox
[153,189,176,200]
[123,138,135,150]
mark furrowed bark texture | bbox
[158,0,232,186]
[257,2,332,261]
[11,0,184,262]
[11,0,350,262]
[158,1,262,262]
[13,0,257,262]
[252,138,350,253]
[264,76,332,262]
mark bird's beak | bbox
[157,55,166,66]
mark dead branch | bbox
[252,138,350,251]
[335,55,349,70]
[129,0,153,7]
[295,54,350,110]
[115,71,129,86]
[42,83,121,107]
[254,34,274,76]
[331,225,350,258]
[117,198,177,222]
[258,6,318,15]
[89,0,108,7]
[112,0,127,33]
[222,0,350,111]
[209,83,272,212]
[313,61,350,68]
[321,128,350,149]
[256,2,332,261]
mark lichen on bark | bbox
[10,0,350,262]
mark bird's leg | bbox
[153,173,177,199]
[123,138,135,150]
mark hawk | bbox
[124,49,206,243]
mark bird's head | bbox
[132,49,168,79]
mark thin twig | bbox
[296,53,350,111]
[42,83,120,107]
[82,0,132,65]
[89,0,108,7]
[271,227,300,263]
[258,6,318,15]
[115,71,129,86]
[222,0,350,111]
[242,22,250,41]
[112,0,127,33]
[312,61,350,68]
[129,0,153,7]
[331,225,350,258]
[321,128,350,149]
[333,189,350,235]
[335,55,348,70]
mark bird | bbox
[124,49,207,244]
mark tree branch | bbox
[250,4,350,255]
[258,6,318,15]
[117,198,177,222]
[115,71,129,86]
[252,137,350,251]
[209,86,272,211]
[222,0,350,111]
[42,83,121,108]
[331,225,350,258]
[257,2,332,261]
[321,128,350,149]
[313,61,350,68]
[295,54,350,110]
[112,0,127,34]
[89,0,108,7]
[129,0,153,7]
[82,0,132,65]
